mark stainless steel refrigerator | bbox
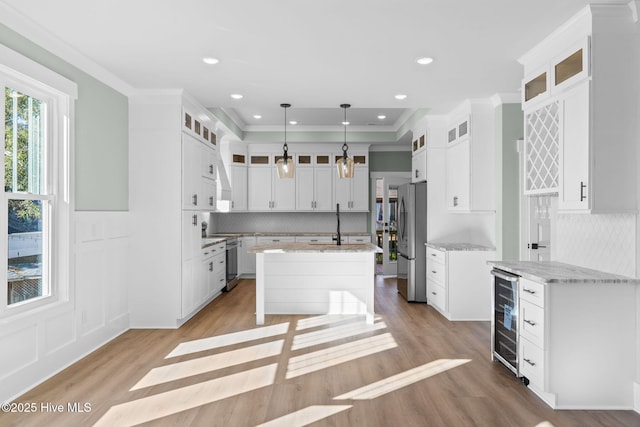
[397,182,428,302]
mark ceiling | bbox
[0,0,628,138]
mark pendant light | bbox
[336,103,354,179]
[276,103,295,178]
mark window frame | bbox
[0,45,75,318]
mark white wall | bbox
[0,212,130,403]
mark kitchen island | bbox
[249,242,382,325]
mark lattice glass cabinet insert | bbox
[525,102,560,194]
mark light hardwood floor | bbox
[2,276,639,427]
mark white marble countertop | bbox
[249,242,382,253]
[426,242,495,252]
[488,260,640,284]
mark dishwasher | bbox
[224,237,239,291]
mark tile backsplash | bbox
[212,212,368,234]
[555,213,636,277]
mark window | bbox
[1,46,74,315]
[4,87,50,306]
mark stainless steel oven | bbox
[491,268,520,377]
[224,237,239,291]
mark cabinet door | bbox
[239,236,256,275]
[201,179,216,211]
[334,175,351,210]
[182,136,201,209]
[272,168,295,210]
[314,167,334,211]
[230,165,247,211]
[295,167,315,210]
[559,82,590,211]
[446,140,470,210]
[350,169,369,211]
[412,150,427,183]
[182,211,201,260]
[201,147,217,180]
[248,167,272,210]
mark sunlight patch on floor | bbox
[131,340,285,390]
[296,314,382,331]
[334,359,472,400]
[256,405,353,427]
[286,333,397,379]
[94,364,278,427]
[166,322,290,358]
[291,320,387,350]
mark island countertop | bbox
[249,242,382,253]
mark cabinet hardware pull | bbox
[431,291,437,295]
[431,270,437,274]
[524,358,536,366]
[523,288,536,294]
[209,164,214,174]
[431,253,436,257]
[192,215,197,226]
[453,196,458,207]
[192,194,198,205]
[415,169,419,178]
[209,262,213,271]
[580,181,587,202]
[209,196,214,206]
[524,319,536,326]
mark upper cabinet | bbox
[411,133,427,183]
[520,5,638,213]
[295,153,333,211]
[333,151,369,211]
[229,151,248,212]
[247,153,296,211]
[445,101,494,212]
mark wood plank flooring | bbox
[2,276,639,427]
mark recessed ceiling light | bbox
[202,57,220,65]
[395,94,407,100]
[416,57,434,65]
[230,94,243,100]
[377,115,386,120]
[342,121,350,126]
[253,114,262,119]
[289,121,297,125]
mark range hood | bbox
[216,155,232,211]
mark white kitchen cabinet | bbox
[517,277,636,409]
[295,154,333,211]
[520,8,637,213]
[411,149,426,183]
[334,152,369,211]
[347,235,371,244]
[130,91,223,328]
[295,235,334,243]
[202,242,226,296]
[248,154,296,211]
[229,153,247,211]
[426,245,495,320]
[182,133,218,211]
[445,101,494,212]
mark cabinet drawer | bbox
[256,236,295,244]
[426,247,446,264]
[212,254,226,274]
[295,236,333,243]
[427,281,446,312]
[426,260,446,284]
[519,337,545,389]
[519,278,545,307]
[348,235,371,244]
[520,300,545,349]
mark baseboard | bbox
[634,382,640,414]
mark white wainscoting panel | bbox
[0,211,130,404]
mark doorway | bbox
[372,175,410,275]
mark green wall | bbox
[369,151,411,172]
[0,24,129,211]
[495,104,523,260]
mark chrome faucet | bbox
[333,203,341,246]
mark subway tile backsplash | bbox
[555,213,636,278]
[212,212,368,234]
